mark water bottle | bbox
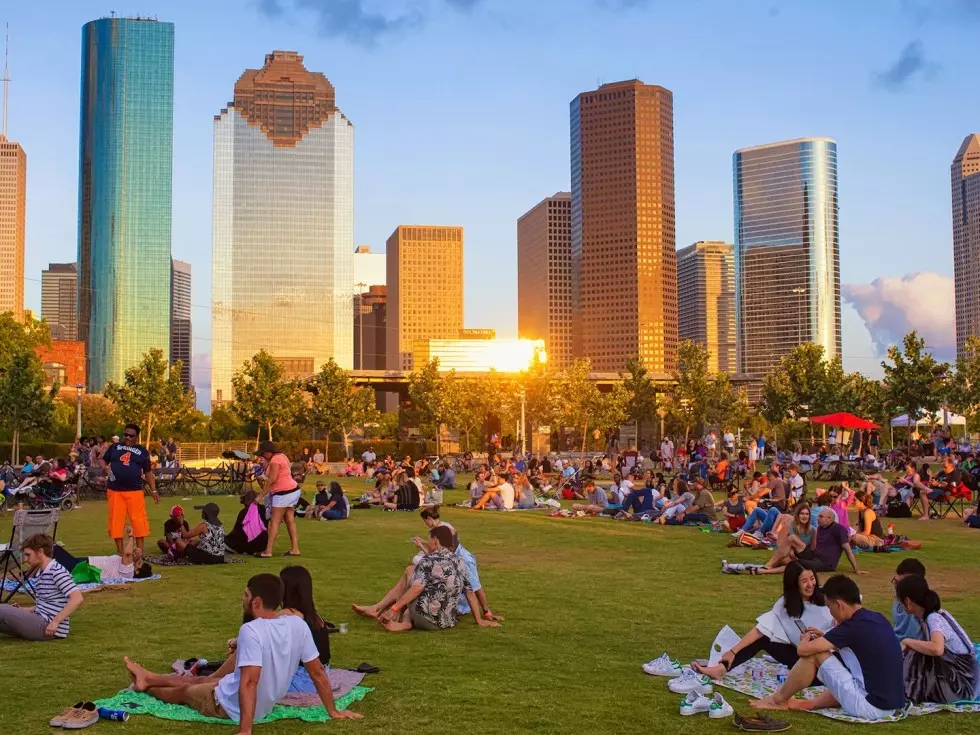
[97,708,130,722]
[188,658,208,676]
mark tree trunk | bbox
[436,425,441,457]
[341,427,350,459]
[11,428,18,464]
[464,429,470,453]
[256,425,261,446]
[267,421,274,441]
[685,424,690,445]
[580,422,588,458]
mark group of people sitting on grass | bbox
[648,558,978,721]
[864,454,979,526]
[123,566,364,729]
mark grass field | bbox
[1,472,979,735]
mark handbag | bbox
[903,612,977,704]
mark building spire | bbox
[1,23,9,140]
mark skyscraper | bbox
[952,133,980,357]
[353,245,385,289]
[170,259,192,390]
[733,138,840,377]
[41,263,78,340]
[677,241,736,374]
[77,17,174,390]
[570,80,677,372]
[211,51,353,405]
[517,192,572,368]
[354,285,386,370]
[0,32,25,322]
[386,225,463,372]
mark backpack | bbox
[886,499,912,518]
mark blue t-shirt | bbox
[824,607,907,711]
[892,600,924,641]
[103,443,151,491]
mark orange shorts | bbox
[106,489,150,539]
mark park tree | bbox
[103,348,193,445]
[667,342,714,443]
[549,359,627,455]
[882,331,949,428]
[231,350,304,442]
[947,336,980,430]
[408,359,452,454]
[0,312,51,359]
[709,372,750,433]
[445,374,492,452]
[0,350,56,463]
[208,404,248,441]
[621,357,659,446]
[305,358,380,458]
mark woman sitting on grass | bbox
[896,575,980,704]
[743,503,814,575]
[850,491,884,549]
[691,562,833,679]
[721,487,746,531]
[170,503,225,564]
[280,565,334,693]
[313,482,350,520]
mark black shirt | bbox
[824,608,907,710]
[311,622,331,664]
[314,490,330,506]
[163,518,190,539]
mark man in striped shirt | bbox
[0,534,83,640]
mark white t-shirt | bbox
[788,474,805,498]
[497,482,515,510]
[553,458,564,472]
[723,432,735,447]
[88,555,134,579]
[660,441,674,459]
[361,451,376,463]
[215,615,320,723]
[707,435,717,450]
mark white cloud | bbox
[841,272,956,361]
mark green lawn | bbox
[1,473,979,735]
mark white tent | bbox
[890,409,966,427]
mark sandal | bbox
[354,662,380,674]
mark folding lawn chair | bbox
[0,507,61,604]
[934,484,972,519]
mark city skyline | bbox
[5,2,980,405]
[952,133,980,357]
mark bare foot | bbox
[751,695,790,711]
[692,662,727,679]
[351,604,378,619]
[787,698,816,711]
[124,656,150,692]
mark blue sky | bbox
[5,0,979,403]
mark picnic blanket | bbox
[93,686,373,725]
[2,574,161,594]
[716,649,980,723]
[144,554,246,566]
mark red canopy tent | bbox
[806,412,879,430]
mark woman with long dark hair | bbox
[677,562,832,680]
[896,575,979,703]
[281,565,332,694]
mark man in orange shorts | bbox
[99,423,158,555]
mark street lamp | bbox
[519,385,527,457]
[657,406,668,443]
[75,383,84,439]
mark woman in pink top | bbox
[255,440,301,557]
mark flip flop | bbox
[282,551,302,557]
[354,662,380,674]
[258,552,273,558]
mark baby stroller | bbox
[553,468,582,500]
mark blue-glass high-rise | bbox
[77,17,174,391]
[733,138,840,377]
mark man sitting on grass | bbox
[0,534,84,641]
[123,574,363,732]
[572,480,609,515]
[351,526,499,632]
[751,575,907,721]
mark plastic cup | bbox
[339,623,348,634]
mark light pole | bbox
[75,383,84,439]
[657,406,667,443]
[519,385,527,457]
[791,287,806,344]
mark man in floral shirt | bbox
[362,526,500,632]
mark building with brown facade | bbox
[41,263,78,340]
[677,241,736,374]
[570,80,677,372]
[354,285,387,370]
[517,192,572,368]
[36,340,86,394]
[0,134,25,321]
[385,226,464,372]
[211,50,353,405]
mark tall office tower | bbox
[211,51,354,405]
[733,138,841,377]
[676,241,736,374]
[353,244,385,289]
[952,133,980,357]
[0,32,25,322]
[386,225,463,372]
[78,17,174,390]
[570,80,677,372]
[354,285,386,370]
[170,259,192,390]
[517,192,572,368]
[41,263,78,340]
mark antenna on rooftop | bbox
[1,23,9,139]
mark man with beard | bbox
[122,574,363,731]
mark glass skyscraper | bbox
[77,17,174,391]
[733,138,840,377]
[211,51,353,406]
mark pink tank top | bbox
[266,453,297,493]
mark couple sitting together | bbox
[653,559,977,722]
[604,475,717,525]
[158,504,226,564]
[352,509,501,632]
[123,567,363,733]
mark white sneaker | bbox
[642,653,684,677]
[679,691,712,716]
[708,693,734,719]
[668,668,713,695]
